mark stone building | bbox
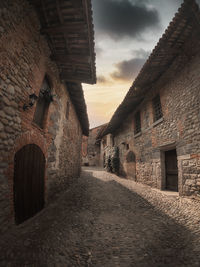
[0,0,95,230]
[100,0,200,197]
[82,135,89,166]
[82,124,107,166]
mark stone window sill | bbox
[134,132,142,139]
[152,117,164,127]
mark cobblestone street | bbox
[0,167,200,266]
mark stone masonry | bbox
[101,1,200,197]
[82,124,107,167]
[0,0,83,233]
[112,41,200,196]
[0,167,200,266]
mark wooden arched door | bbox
[14,144,45,224]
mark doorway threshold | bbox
[152,188,179,198]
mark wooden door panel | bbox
[166,175,178,191]
[165,149,178,191]
[14,144,45,224]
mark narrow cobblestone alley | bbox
[0,167,200,267]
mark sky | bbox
[82,0,193,129]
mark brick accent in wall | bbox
[0,0,83,233]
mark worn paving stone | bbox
[0,167,200,266]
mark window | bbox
[153,94,163,122]
[66,101,70,119]
[134,111,141,134]
[33,76,51,128]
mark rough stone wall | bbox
[0,0,82,232]
[100,135,115,167]
[82,136,89,166]
[111,35,200,196]
[82,126,103,166]
[46,85,82,201]
[99,136,107,167]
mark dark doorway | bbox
[103,153,106,168]
[14,144,45,224]
[165,149,178,191]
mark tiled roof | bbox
[103,0,200,136]
[28,0,97,136]
[30,0,96,84]
[66,82,89,136]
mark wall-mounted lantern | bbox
[23,93,38,111]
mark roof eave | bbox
[105,0,200,135]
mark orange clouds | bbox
[97,75,113,85]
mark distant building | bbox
[82,135,89,166]
[82,124,107,166]
[100,0,200,197]
[0,0,95,230]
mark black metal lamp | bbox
[23,93,38,111]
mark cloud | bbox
[131,48,150,58]
[97,75,107,84]
[92,0,160,40]
[97,75,113,85]
[95,45,104,56]
[111,49,150,81]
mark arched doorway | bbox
[14,144,45,224]
[124,151,136,180]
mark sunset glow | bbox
[82,0,200,129]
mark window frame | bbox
[152,94,163,122]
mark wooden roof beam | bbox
[60,72,95,84]
[41,23,87,34]
[56,0,64,24]
[70,0,83,9]
[51,54,91,63]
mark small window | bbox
[134,111,141,134]
[66,101,70,119]
[153,94,163,122]
[126,144,129,150]
[33,77,51,128]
